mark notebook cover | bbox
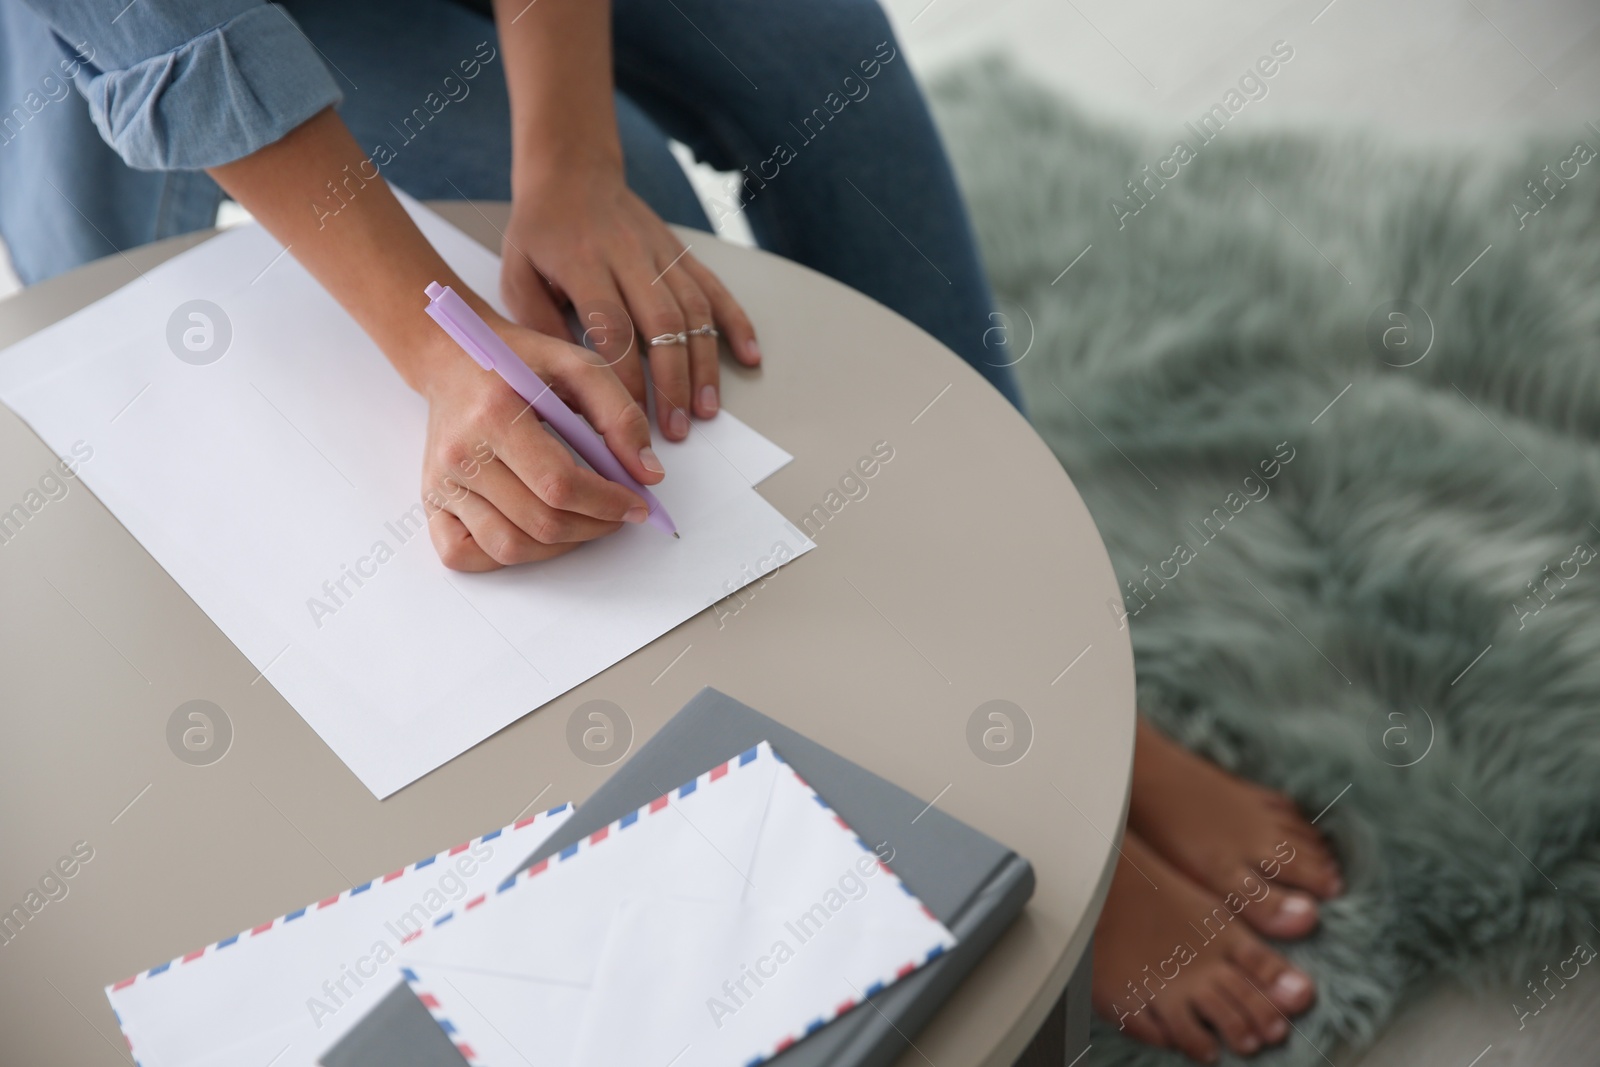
[322,687,1034,1067]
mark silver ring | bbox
[648,332,686,348]
[686,324,719,339]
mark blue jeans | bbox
[4,0,1022,407]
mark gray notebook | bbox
[322,687,1034,1067]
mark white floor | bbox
[888,0,1600,137]
[5,4,1598,1062]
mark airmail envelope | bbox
[397,742,956,1067]
[103,804,574,1066]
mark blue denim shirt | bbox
[1,1,341,284]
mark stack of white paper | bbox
[0,197,814,796]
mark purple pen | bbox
[423,282,678,538]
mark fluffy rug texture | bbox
[931,61,1600,1065]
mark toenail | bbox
[1240,1036,1260,1054]
[1268,1019,1289,1040]
[1273,970,1313,1000]
[1329,875,1346,895]
[1280,894,1315,918]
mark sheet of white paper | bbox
[686,403,794,487]
[397,744,955,1067]
[103,804,574,1067]
[0,196,811,797]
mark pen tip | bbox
[673,532,680,539]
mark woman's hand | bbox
[414,315,666,571]
[205,109,665,572]
[500,164,761,442]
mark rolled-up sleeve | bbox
[20,0,342,170]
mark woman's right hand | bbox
[413,316,665,571]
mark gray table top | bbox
[0,203,1135,1067]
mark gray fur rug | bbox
[931,62,1600,1066]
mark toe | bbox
[1265,967,1317,1014]
[1219,966,1289,1046]
[1192,986,1260,1057]
[1118,1004,1169,1048]
[1152,1001,1220,1065]
[1228,932,1317,1015]
[1261,787,1296,811]
[1271,829,1344,898]
[1228,933,1279,986]
[1248,888,1320,939]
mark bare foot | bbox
[1093,831,1316,1063]
[1128,718,1342,939]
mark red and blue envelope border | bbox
[101,802,574,1067]
[401,741,954,1067]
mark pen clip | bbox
[423,283,495,371]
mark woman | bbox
[2,3,1342,1060]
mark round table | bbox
[0,204,1135,1066]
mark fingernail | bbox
[745,338,762,363]
[639,446,664,474]
[668,408,689,438]
[624,506,648,524]
[1268,1018,1289,1040]
[699,384,718,415]
[1240,1036,1260,1054]
[1329,874,1346,895]
[1280,894,1316,919]
[1272,970,1312,1001]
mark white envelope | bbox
[397,743,956,1067]
[103,803,574,1067]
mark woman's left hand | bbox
[500,165,762,442]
